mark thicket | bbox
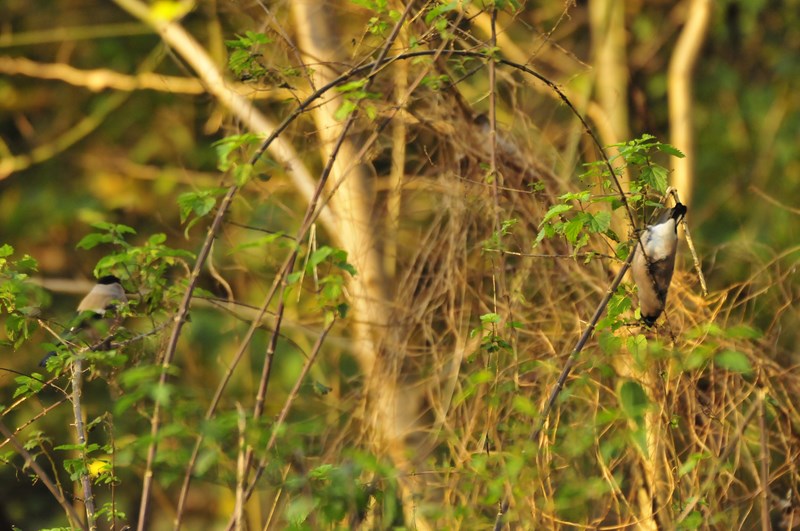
[0,1,798,530]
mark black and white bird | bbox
[40,275,127,367]
[631,203,687,326]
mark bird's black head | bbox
[642,315,657,327]
[671,203,687,222]
[97,275,121,285]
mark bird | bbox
[631,202,687,326]
[39,275,127,367]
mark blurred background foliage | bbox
[0,0,798,529]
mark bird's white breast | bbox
[642,219,677,262]
[77,283,127,314]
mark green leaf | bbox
[336,79,368,93]
[618,380,649,420]
[512,395,537,418]
[334,99,358,121]
[286,495,316,525]
[76,233,112,250]
[479,313,501,324]
[564,213,588,243]
[598,330,622,355]
[678,452,709,477]
[308,247,334,270]
[626,334,647,360]
[143,234,165,247]
[350,0,388,12]
[656,143,685,158]
[228,49,252,74]
[177,191,217,223]
[233,163,254,186]
[558,191,591,203]
[225,31,271,49]
[588,211,612,233]
[424,1,458,24]
[286,271,303,285]
[681,510,704,530]
[724,325,762,339]
[212,133,262,171]
[533,224,552,246]
[540,204,573,225]
[714,350,752,374]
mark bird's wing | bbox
[648,256,677,302]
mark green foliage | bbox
[0,245,42,347]
[287,245,355,322]
[334,79,381,121]
[12,374,43,398]
[537,134,684,260]
[482,217,518,251]
[682,322,759,375]
[419,73,450,90]
[350,0,400,35]
[608,134,684,204]
[424,1,458,38]
[714,350,753,374]
[534,196,617,254]
[78,222,194,315]
[469,312,515,359]
[177,188,228,234]
[225,31,272,80]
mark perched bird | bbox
[631,203,687,326]
[40,275,127,367]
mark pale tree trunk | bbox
[668,0,712,207]
[589,0,631,243]
[290,3,430,529]
[589,0,630,145]
[289,2,388,370]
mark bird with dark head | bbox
[39,275,127,367]
[631,203,687,326]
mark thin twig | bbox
[492,499,510,531]
[234,403,247,531]
[71,358,97,530]
[501,236,637,526]
[485,248,619,261]
[0,419,89,530]
[488,6,500,231]
[230,317,336,527]
[529,249,637,443]
[265,317,336,452]
[675,391,763,523]
[759,392,770,531]
[173,250,293,529]
[668,188,707,296]
[0,396,67,450]
[137,185,238,529]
